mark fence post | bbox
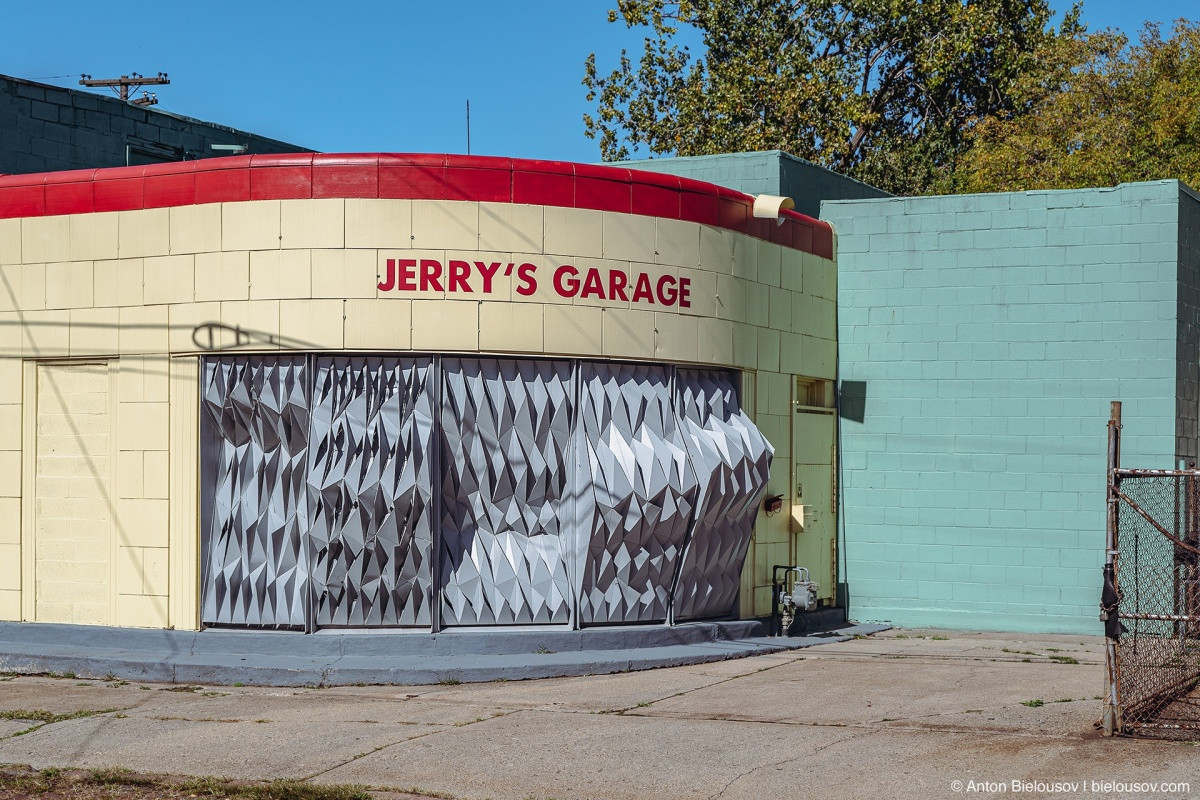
[1183,463,1195,642]
[1103,401,1122,736]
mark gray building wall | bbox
[1177,185,1200,462]
[0,74,308,175]
[823,181,1196,634]
[617,150,889,219]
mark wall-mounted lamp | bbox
[752,194,796,226]
[210,144,248,155]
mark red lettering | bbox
[475,261,501,293]
[580,268,605,299]
[378,259,396,292]
[554,264,580,297]
[631,272,654,304]
[516,263,538,296]
[397,259,417,291]
[609,270,629,301]
[448,260,472,293]
[656,274,678,306]
[678,277,691,309]
[420,259,443,292]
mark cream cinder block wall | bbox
[0,195,837,628]
[31,361,114,625]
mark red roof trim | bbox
[0,153,834,259]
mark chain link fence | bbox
[1109,470,1200,738]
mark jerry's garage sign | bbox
[378,256,693,308]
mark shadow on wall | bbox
[839,380,867,423]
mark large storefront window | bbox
[199,356,771,631]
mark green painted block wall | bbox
[616,150,889,219]
[824,181,1198,634]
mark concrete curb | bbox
[0,619,889,686]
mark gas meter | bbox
[771,565,820,636]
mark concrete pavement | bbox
[0,617,883,685]
[1,629,1197,799]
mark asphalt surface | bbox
[1,628,1197,800]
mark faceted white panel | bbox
[308,356,436,627]
[575,363,698,624]
[200,357,310,628]
[439,358,574,625]
[672,369,773,620]
[199,356,771,631]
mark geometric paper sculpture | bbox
[439,358,575,625]
[199,356,772,631]
[671,369,774,620]
[307,356,436,627]
[200,357,311,628]
[575,362,698,624]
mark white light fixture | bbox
[752,194,796,225]
[210,144,248,154]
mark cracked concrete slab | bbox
[0,629,1196,800]
[628,654,1101,729]
[703,727,1199,800]
[403,661,757,714]
[802,630,1107,664]
[314,709,866,799]
[0,709,459,780]
[0,720,36,739]
[0,680,154,715]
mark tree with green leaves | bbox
[958,20,1200,192]
[584,0,1082,195]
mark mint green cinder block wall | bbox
[615,150,889,219]
[631,149,1200,634]
[823,182,1200,634]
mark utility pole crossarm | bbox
[79,72,170,104]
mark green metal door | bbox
[791,405,836,603]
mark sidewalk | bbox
[1,629,1197,799]
[0,617,882,686]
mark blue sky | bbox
[5,1,1195,163]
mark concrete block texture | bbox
[0,74,308,176]
[0,219,21,265]
[478,202,543,254]
[617,150,890,219]
[280,199,345,250]
[0,185,838,625]
[33,362,112,625]
[222,202,281,252]
[343,298,411,350]
[825,181,1188,634]
[118,209,169,259]
[169,204,221,255]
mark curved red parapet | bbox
[0,153,836,259]
[45,168,99,215]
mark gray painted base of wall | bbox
[0,615,887,687]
